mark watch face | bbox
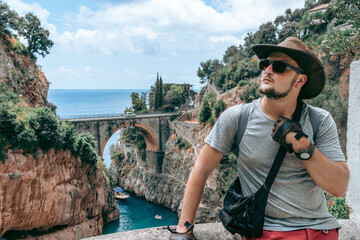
[300,152,311,160]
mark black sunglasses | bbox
[259,59,304,74]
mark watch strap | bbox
[296,142,315,160]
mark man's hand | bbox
[272,116,308,153]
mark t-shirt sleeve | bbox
[315,109,345,162]
[204,104,242,155]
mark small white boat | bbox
[114,187,130,200]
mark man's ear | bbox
[295,74,307,89]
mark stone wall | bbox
[84,220,359,240]
[346,60,360,227]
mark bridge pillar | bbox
[146,150,164,173]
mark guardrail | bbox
[60,111,178,120]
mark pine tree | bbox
[198,100,212,123]
[155,72,160,110]
[159,76,163,109]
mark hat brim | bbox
[251,44,326,99]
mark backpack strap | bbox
[234,103,320,156]
[308,105,320,144]
[235,103,252,156]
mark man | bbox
[168,37,350,240]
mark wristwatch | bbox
[295,142,315,160]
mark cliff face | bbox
[110,125,221,224]
[0,33,119,239]
[0,34,51,108]
[0,149,119,239]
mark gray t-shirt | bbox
[205,98,345,231]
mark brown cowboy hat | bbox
[251,37,326,99]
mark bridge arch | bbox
[100,123,159,157]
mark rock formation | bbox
[0,34,52,109]
[0,33,119,239]
[0,149,119,239]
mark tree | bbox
[274,15,286,27]
[198,100,212,123]
[162,85,183,111]
[253,21,278,45]
[0,2,19,32]
[197,59,212,84]
[154,72,164,110]
[197,59,223,84]
[322,0,360,55]
[278,21,299,42]
[159,76,163,108]
[214,99,226,118]
[17,13,54,58]
[28,108,61,151]
[75,133,98,165]
[304,0,317,10]
[141,92,147,106]
[243,32,256,57]
[131,92,147,112]
[223,45,245,65]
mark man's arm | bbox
[176,143,223,233]
[288,134,350,197]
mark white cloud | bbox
[7,0,57,38]
[52,0,304,54]
[9,0,305,57]
[208,35,242,45]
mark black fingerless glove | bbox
[271,116,308,153]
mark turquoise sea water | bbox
[48,89,146,168]
[47,89,179,234]
[103,192,179,234]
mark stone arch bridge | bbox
[64,113,178,173]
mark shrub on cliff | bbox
[0,105,17,142]
[0,83,20,104]
[214,99,227,118]
[176,136,192,151]
[74,133,98,165]
[14,121,37,153]
[0,104,17,160]
[28,108,61,151]
[59,121,77,154]
[198,100,212,124]
[240,79,261,103]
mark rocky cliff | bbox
[0,32,119,239]
[0,149,119,239]
[0,33,52,109]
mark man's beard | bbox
[260,75,297,99]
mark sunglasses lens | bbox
[259,59,270,71]
[272,61,287,73]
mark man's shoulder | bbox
[305,103,332,120]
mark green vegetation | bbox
[325,192,350,219]
[130,92,147,113]
[176,136,192,151]
[214,99,226,118]
[120,127,146,162]
[217,153,238,201]
[148,74,196,112]
[0,84,98,165]
[198,100,212,124]
[0,1,54,58]
[240,79,261,103]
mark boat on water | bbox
[114,187,130,200]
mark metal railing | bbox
[60,111,179,120]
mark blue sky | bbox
[6,0,305,90]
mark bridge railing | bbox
[60,111,179,120]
